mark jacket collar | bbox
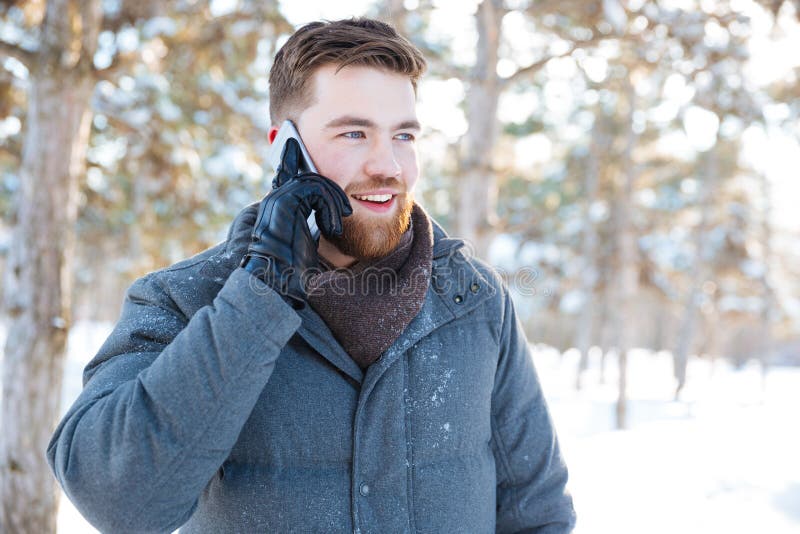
[431,215,466,260]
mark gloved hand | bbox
[240,138,352,308]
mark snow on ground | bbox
[2,322,798,533]
[537,346,800,534]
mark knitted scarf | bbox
[306,203,433,369]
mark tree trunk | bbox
[383,0,409,34]
[673,148,717,399]
[597,289,611,385]
[574,117,604,390]
[757,173,775,389]
[610,79,639,429]
[1,1,101,532]
[457,0,505,260]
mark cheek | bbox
[400,149,419,190]
[311,145,355,190]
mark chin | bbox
[327,193,413,260]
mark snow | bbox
[1,321,797,532]
[536,347,800,534]
[142,17,178,39]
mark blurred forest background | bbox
[1,0,799,532]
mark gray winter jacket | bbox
[47,204,576,533]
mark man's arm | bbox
[47,267,301,534]
[47,137,351,533]
[491,287,576,533]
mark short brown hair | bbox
[268,18,427,125]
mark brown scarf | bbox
[306,203,433,369]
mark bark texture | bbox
[456,0,505,260]
[0,1,101,532]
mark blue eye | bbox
[395,133,415,141]
[343,131,365,139]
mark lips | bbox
[350,192,397,213]
[352,193,393,203]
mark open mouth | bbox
[351,193,396,213]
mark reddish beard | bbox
[323,181,414,260]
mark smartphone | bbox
[268,120,320,240]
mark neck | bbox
[317,236,358,269]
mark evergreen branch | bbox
[0,40,37,68]
[500,35,606,88]
[92,52,137,82]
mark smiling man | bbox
[293,63,420,265]
[47,18,576,533]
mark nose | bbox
[363,137,401,179]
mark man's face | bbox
[270,64,421,263]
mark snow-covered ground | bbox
[538,346,800,534]
[2,322,798,533]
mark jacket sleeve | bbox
[491,287,576,533]
[46,267,301,534]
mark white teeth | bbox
[354,194,392,203]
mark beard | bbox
[322,178,414,261]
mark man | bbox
[48,18,576,533]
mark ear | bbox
[268,126,279,144]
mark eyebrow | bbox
[324,115,421,131]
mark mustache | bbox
[344,177,406,195]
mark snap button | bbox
[432,277,442,291]
[359,482,370,496]
[470,282,480,293]
[453,295,463,304]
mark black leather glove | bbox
[240,138,352,308]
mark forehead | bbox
[302,64,418,124]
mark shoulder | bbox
[460,253,512,328]
[124,243,227,320]
[427,212,507,302]
[432,244,511,338]
[428,215,510,325]
[127,202,259,316]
